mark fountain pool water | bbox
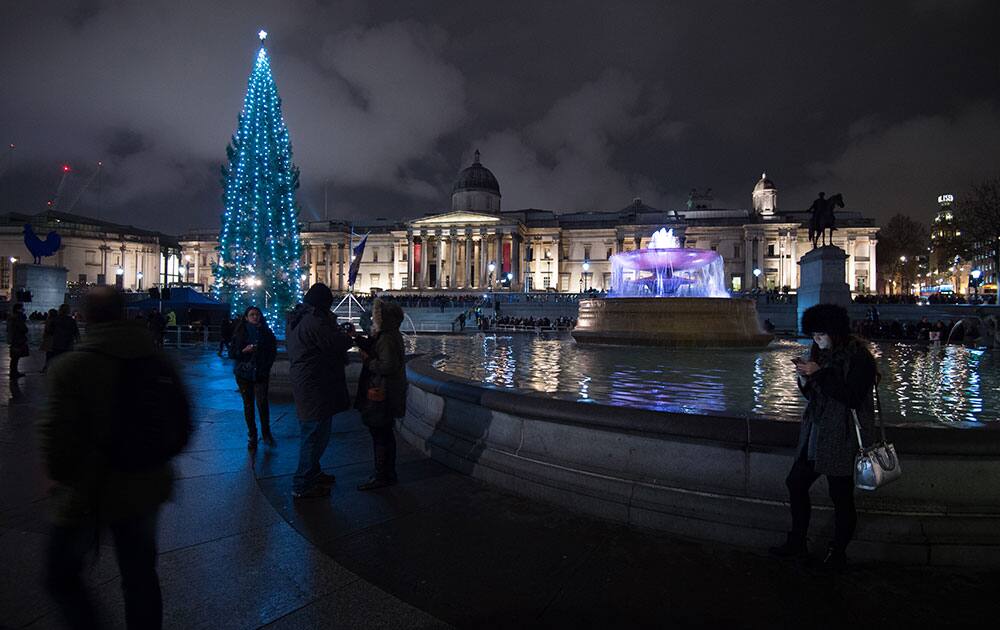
[407,334,997,426]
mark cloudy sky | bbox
[1,0,998,234]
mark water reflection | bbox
[412,334,997,426]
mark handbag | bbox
[234,359,257,382]
[852,388,901,491]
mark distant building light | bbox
[938,194,954,204]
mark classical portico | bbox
[405,211,520,290]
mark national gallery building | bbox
[180,153,879,296]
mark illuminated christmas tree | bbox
[214,30,303,326]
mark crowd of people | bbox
[9,280,998,626]
[854,293,997,305]
[476,315,576,331]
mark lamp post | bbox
[752,267,761,290]
[582,259,591,292]
[971,268,983,303]
[505,272,513,291]
[488,261,496,292]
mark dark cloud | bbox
[0,0,997,234]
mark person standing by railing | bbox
[230,306,277,450]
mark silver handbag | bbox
[852,389,901,491]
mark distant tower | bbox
[451,150,501,214]
[752,172,777,216]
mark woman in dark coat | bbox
[356,299,407,491]
[229,306,278,449]
[770,303,877,570]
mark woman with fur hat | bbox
[770,303,878,570]
[356,299,407,491]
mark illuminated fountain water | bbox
[572,228,773,347]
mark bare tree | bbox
[955,177,1000,298]
[877,214,929,294]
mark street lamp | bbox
[488,261,496,291]
[582,259,591,292]
[971,268,983,302]
[752,267,762,289]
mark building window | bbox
[79,273,88,284]
[370,273,380,287]
[85,250,98,265]
[731,275,742,291]
[584,246,591,261]
[734,244,742,258]
[606,247,613,260]
[372,249,379,263]
[711,244,718,252]
[767,244,776,257]
[0,259,10,289]
[543,248,551,260]
[559,274,570,292]
[560,241,569,260]
[543,274,551,289]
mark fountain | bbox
[572,228,773,347]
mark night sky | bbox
[1,0,998,234]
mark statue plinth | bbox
[12,264,69,314]
[796,246,851,334]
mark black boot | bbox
[769,533,808,559]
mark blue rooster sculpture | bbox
[23,224,62,264]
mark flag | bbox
[347,234,368,288]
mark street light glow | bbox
[752,268,762,278]
[488,262,496,273]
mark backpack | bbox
[88,351,194,472]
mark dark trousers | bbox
[293,417,332,492]
[236,377,271,441]
[9,355,20,377]
[369,424,397,480]
[785,452,857,552]
[46,511,162,630]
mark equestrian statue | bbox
[807,192,844,249]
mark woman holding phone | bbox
[230,306,278,450]
[770,303,877,570]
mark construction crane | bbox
[47,164,73,211]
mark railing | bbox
[490,324,574,334]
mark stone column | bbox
[193,249,200,287]
[744,235,753,287]
[512,233,521,291]
[552,235,561,291]
[303,242,312,286]
[848,237,857,291]
[479,229,488,289]
[419,235,429,290]
[449,230,457,289]
[336,242,345,290]
[324,244,333,286]
[407,232,415,290]
[436,233,445,289]
[464,231,473,288]
[868,238,877,293]
[790,231,798,288]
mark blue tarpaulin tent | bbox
[127,287,230,324]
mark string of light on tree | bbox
[214,30,303,326]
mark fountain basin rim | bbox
[407,354,1000,455]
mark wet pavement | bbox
[1,345,998,629]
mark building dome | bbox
[753,172,776,193]
[752,172,777,215]
[452,150,501,195]
[451,150,502,213]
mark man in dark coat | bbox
[40,286,189,629]
[7,302,29,378]
[49,303,80,360]
[286,283,353,499]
